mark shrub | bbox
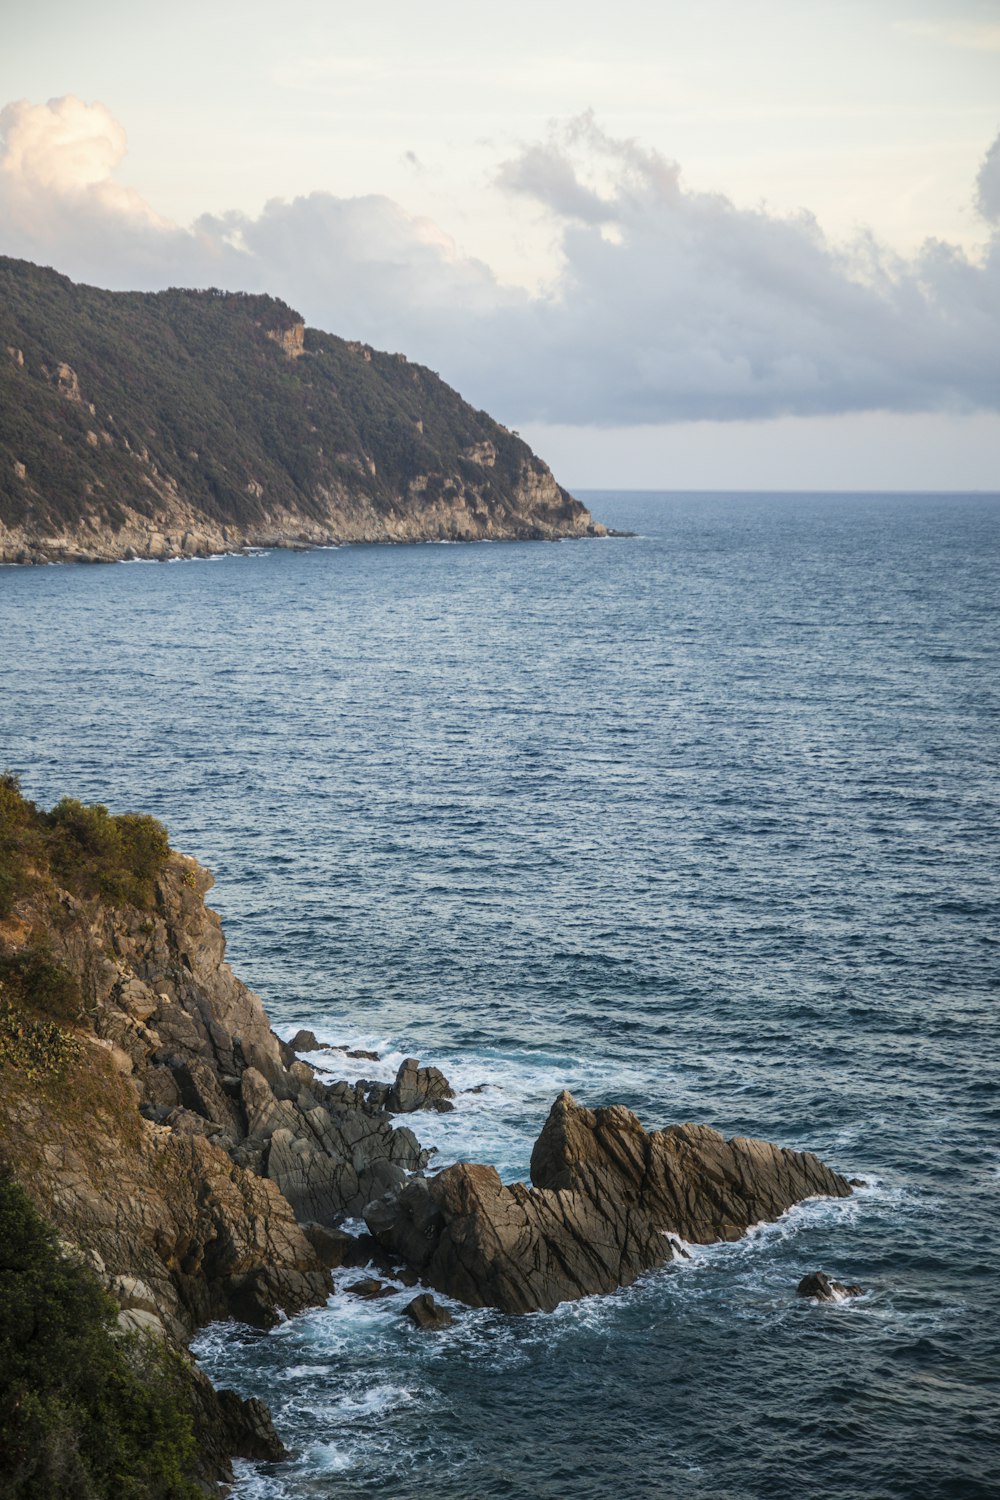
[44,799,169,908]
[0,1177,203,1499]
[0,998,83,1082]
[0,951,82,1023]
[0,773,42,919]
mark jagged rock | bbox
[403,1292,453,1330]
[188,1368,288,1476]
[213,1390,287,1462]
[366,1091,853,1315]
[387,1057,455,1113]
[797,1271,864,1302]
[163,1107,226,1138]
[0,806,455,1493]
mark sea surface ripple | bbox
[2,492,998,1498]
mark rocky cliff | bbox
[0,781,855,1489]
[0,781,448,1489]
[0,257,607,563]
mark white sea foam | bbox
[278,1017,683,1178]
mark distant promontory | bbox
[0,256,606,564]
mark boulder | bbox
[796,1271,864,1301]
[366,1091,853,1315]
[403,1292,453,1330]
[387,1057,455,1113]
[344,1277,397,1300]
[289,1028,324,1053]
[302,1221,357,1269]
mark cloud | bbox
[1,100,998,428]
[976,133,1000,223]
[0,97,172,234]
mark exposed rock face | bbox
[366,1091,853,1314]
[0,847,433,1343]
[797,1271,864,1302]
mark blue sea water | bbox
[1,491,999,1499]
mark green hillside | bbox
[0,257,600,560]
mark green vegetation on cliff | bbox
[0,773,169,917]
[0,1177,202,1500]
[0,256,597,557]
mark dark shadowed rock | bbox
[302,1221,357,1269]
[403,1292,454,1330]
[213,1389,288,1462]
[366,1091,853,1315]
[345,1277,398,1300]
[797,1271,864,1301]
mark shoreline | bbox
[0,522,630,568]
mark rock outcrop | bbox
[366,1091,853,1314]
[796,1271,864,1302]
[0,785,457,1489]
[403,1292,454,1330]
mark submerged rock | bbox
[366,1091,853,1315]
[796,1271,864,1302]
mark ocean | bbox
[2,491,998,1498]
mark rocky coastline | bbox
[0,787,856,1491]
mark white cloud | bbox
[0,96,172,234]
[1,99,998,429]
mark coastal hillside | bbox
[0,256,605,563]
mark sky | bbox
[2,0,999,489]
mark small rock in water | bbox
[403,1292,454,1330]
[797,1271,864,1302]
[345,1276,398,1300]
[345,1047,381,1061]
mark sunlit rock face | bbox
[366,1091,853,1314]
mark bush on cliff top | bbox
[0,774,169,915]
[0,1176,203,1499]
